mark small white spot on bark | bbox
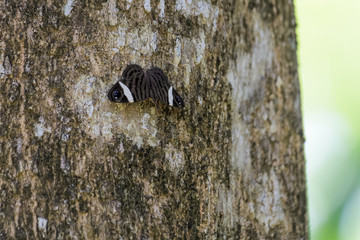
[150,32,157,51]
[0,55,12,77]
[144,0,151,12]
[183,64,191,85]
[108,0,118,26]
[148,133,158,147]
[101,120,113,139]
[276,76,283,88]
[126,0,133,10]
[134,136,144,149]
[175,38,182,57]
[195,30,205,63]
[153,205,161,218]
[37,217,47,232]
[195,0,210,18]
[197,96,203,105]
[4,56,11,75]
[175,0,188,12]
[110,24,128,53]
[25,62,31,73]
[141,113,151,130]
[0,63,5,77]
[126,30,141,50]
[123,26,157,54]
[60,155,70,174]
[116,27,127,47]
[16,138,22,154]
[91,123,100,137]
[158,0,165,18]
[119,142,124,153]
[63,0,74,16]
[212,7,219,31]
[72,76,96,119]
[165,144,184,174]
[86,100,94,117]
[175,0,219,29]
[34,117,52,138]
[173,38,182,68]
[61,134,69,141]
[111,48,119,53]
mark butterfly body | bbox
[108,64,185,108]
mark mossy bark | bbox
[0,0,307,239]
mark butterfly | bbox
[108,64,185,108]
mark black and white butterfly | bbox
[108,64,185,108]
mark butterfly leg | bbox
[153,99,167,115]
[154,99,160,109]
[149,98,162,113]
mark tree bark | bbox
[0,0,307,239]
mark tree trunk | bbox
[0,0,307,239]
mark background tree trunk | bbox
[0,0,307,239]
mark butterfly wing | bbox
[108,64,149,103]
[108,65,185,108]
[147,67,185,108]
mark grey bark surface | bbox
[0,0,307,239]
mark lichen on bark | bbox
[0,0,307,239]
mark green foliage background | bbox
[296,0,360,239]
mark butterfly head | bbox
[172,89,185,108]
[108,82,128,103]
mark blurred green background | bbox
[295,0,360,239]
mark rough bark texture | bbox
[0,0,307,239]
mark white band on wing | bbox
[168,86,174,106]
[119,81,134,103]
